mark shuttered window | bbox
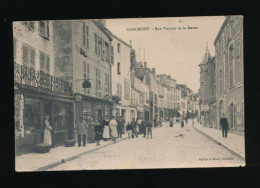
[40,51,50,73]
[39,21,50,39]
[22,43,36,69]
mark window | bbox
[22,43,36,69]
[95,68,101,97]
[105,42,110,63]
[82,23,89,48]
[23,98,41,131]
[22,21,35,31]
[83,61,90,94]
[117,83,122,98]
[13,38,17,63]
[94,33,98,55]
[98,36,101,57]
[117,43,121,53]
[39,21,49,39]
[40,51,50,73]
[110,46,114,64]
[117,62,121,75]
[105,73,110,93]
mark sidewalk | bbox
[193,121,245,160]
[16,135,128,172]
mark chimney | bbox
[152,68,156,75]
[144,62,147,68]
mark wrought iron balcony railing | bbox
[14,63,73,96]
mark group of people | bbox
[126,118,153,139]
[76,115,123,147]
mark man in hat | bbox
[220,113,229,138]
[76,115,88,147]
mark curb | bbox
[193,124,245,161]
[35,137,128,171]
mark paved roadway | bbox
[48,121,244,170]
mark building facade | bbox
[14,21,74,155]
[214,16,244,133]
[53,20,114,127]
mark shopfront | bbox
[74,94,113,126]
[15,87,74,155]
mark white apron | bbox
[103,125,110,139]
[43,128,52,145]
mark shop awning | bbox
[177,110,183,115]
[188,110,193,113]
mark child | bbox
[94,121,102,146]
[126,122,132,139]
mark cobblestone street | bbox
[48,122,244,171]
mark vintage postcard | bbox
[14,16,245,171]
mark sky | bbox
[105,16,225,93]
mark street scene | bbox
[14,16,244,171]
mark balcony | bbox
[14,63,73,96]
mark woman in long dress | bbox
[43,116,52,146]
[109,116,118,141]
[102,116,110,141]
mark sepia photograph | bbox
[13,16,245,171]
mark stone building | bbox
[156,74,177,121]
[52,20,114,126]
[14,21,74,155]
[102,24,135,124]
[214,16,244,133]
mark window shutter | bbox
[30,48,36,68]
[29,22,35,30]
[46,55,50,73]
[22,45,29,66]
[46,21,50,38]
[13,39,17,63]
[40,52,45,71]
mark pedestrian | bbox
[76,116,88,147]
[220,113,229,138]
[181,119,184,128]
[169,118,173,127]
[109,116,118,141]
[146,120,153,139]
[131,118,138,138]
[94,121,102,146]
[185,117,188,125]
[126,122,132,139]
[87,117,95,143]
[192,118,195,126]
[137,118,142,134]
[117,116,124,138]
[43,116,52,146]
[102,116,110,141]
[141,119,146,137]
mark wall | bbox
[13,21,54,75]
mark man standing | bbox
[220,113,229,138]
[77,116,88,147]
[146,120,153,139]
[117,116,124,138]
[131,118,138,138]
